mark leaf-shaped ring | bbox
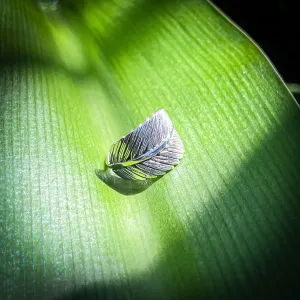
[106,109,184,180]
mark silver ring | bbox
[106,109,184,181]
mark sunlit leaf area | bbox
[1,0,300,299]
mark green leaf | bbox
[1,0,300,299]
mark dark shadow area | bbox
[213,0,300,86]
[0,0,59,70]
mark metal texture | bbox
[106,109,184,180]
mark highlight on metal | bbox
[106,109,184,180]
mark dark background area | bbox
[213,0,300,86]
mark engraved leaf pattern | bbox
[107,109,184,180]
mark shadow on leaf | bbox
[95,167,159,196]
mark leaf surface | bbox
[1,0,300,299]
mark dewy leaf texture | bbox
[0,0,300,299]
